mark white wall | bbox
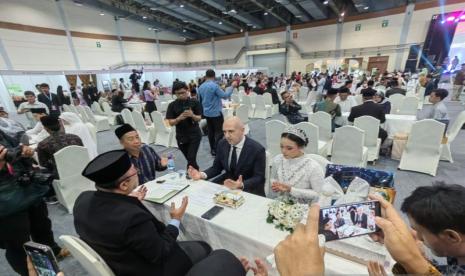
[0,0,62,28]
[159,44,187,63]
[123,41,158,63]
[186,42,212,62]
[215,38,245,60]
[73,38,122,70]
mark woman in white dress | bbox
[59,112,98,159]
[269,126,325,203]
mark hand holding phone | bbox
[24,241,60,276]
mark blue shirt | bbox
[198,80,233,117]
[129,144,166,184]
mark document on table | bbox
[186,183,228,208]
[143,180,189,204]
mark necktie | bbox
[230,146,237,174]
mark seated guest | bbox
[424,74,435,96]
[252,80,264,95]
[352,207,368,229]
[348,88,388,143]
[115,124,167,184]
[269,126,324,203]
[374,91,391,114]
[334,212,345,228]
[59,112,98,159]
[17,91,49,128]
[25,108,49,143]
[111,90,130,112]
[265,79,280,105]
[166,81,203,170]
[319,217,339,242]
[313,88,342,128]
[279,91,307,124]
[188,117,266,197]
[74,150,212,276]
[37,115,83,179]
[419,88,449,120]
[335,87,357,113]
[385,80,406,98]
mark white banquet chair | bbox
[354,94,363,106]
[398,96,419,116]
[132,110,155,144]
[354,116,381,163]
[121,108,136,128]
[331,126,368,168]
[441,110,465,163]
[265,120,288,158]
[308,111,333,149]
[232,94,241,104]
[242,95,255,118]
[263,93,278,115]
[83,106,110,132]
[295,122,328,156]
[76,105,90,123]
[101,102,118,125]
[398,119,445,176]
[253,95,272,119]
[85,123,97,144]
[389,94,405,114]
[151,111,176,148]
[63,104,72,113]
[417,86,427,109]
[298,86,309,102]
[300,91,317,113]
[53,146,95,214]
[307,154,332,174]
[60,235,115,276]
[235,105,250,134]
[91,102,104,115]
[69,104,80,115]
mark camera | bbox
[4,145,22,163]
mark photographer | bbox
[129,69,143,93]
[0,129,68,275]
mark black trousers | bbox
[0,200,61,276]
[379,128,388,144]
[178,136,201,170]
[187,249,246,276]
[206,115,224,152]
[145,101,157,114]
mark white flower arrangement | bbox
[267,196,307,233]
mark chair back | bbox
[63,104,72,113]
[232,94,241,104]
[151,111,168,132]
[389,94,405,114]
[298,87,309,102]
[307,153,331,174]
[354,116,380,147]
[306,91,317,106]
[295,122,320,154]
[249,92,257,104]
[354,94,363,105]
[91,102,103,115]
[236,105,249,124]
[101,102,113,116]
[255,95,266,109]
[69,104,79,115]
[132,110,148,131]
[309,111,332,142]
[407,119,445,154]
[398,96,419,115]
[54,145,91,179]
[242,95,253,107]
[85,123,97,143]
[266,120,288,157]
[331,126,365,166]
[263,93,273,106]
[76,106,90,123]
[121,108,136,128]
[59,235,115,276]
[447,110,465,142]
[83,106,97,124]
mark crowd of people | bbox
[0,65,464,275]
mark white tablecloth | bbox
[127,101,145,112]
[342,112,416,138]
[143,174,376,275]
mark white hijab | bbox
[59,112,98,159]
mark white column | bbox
[211,36,216,68]
[245,31,252,67]
[155,31,162,65]
[0,38,13,70]
[56,0,80,69]
[395,3,415,70]
[335,22,343,58]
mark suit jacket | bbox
[204,137,266,197]
[348,101,386,123]
[37,92,60,115]
[73,191,192,276]
[353,213,368,229]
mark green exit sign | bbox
[96,42,102,48]
[382,20,389,28]
[355,24,361,31]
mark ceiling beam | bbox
[178,0,243,30]
[249,0,289,25]
[276,0,311,21]
[200,0,265,29]
[297,0,328,19]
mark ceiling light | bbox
[323,0,329,5]
[99,11,105,16]
[296,15,302,18]
[229,9,237,13]
[74,2,83,7]
[142,16,147,19]
[264,12,268,15]
[150,7,157,11]
[364,6,369,10]
[218,21,223,25]
[148,27,152,30]
[253,25,257,28]
[246,23,253,26]
[183,29,186,32]
[340,12,345,16]
[180,4,184,8]
[209,30,214,33]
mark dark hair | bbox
[24,91,35,97]
[431,88,448,100]
[339,87,350,94]
[119,78,124,82]
[40,83,49,88]
[142,81,150,91]
[401,182,465,234]
[281,132,308,147]
[280,91,289,98]
[172,81,188,93]
[327,88,339,96]
[345,80,353,85]
[206,69,216,78]
[367,80,375,86]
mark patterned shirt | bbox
[129,144,166,184]
[436,257,465,275]
[37,131,83,178]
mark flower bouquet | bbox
[266,196,307,233]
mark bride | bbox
[269,126,325,203]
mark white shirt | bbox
[18,101,49,128]
[432,101,449,120]
[335,96,358,113]
[26,122,49,144]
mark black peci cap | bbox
[82,150,132,188]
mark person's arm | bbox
[289,163,324,200]
[37,143,52,170]
[17,103,27,114]
[335,104,342,117]
[215,84,234,99]
[347,108,355,122]
[149,147,167,171]
[242,147,266,193]
[379,109,386,123]
[203,152,224,179]
[42,103,50,115]
[26,122,43,135]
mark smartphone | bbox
[319,201,381,242]
[201,205,224,220]
[156,180,166,184]
[23,241,60,276]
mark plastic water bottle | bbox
[167,154,175,173]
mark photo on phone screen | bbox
[24,241,60,276]
[319,201,381,242]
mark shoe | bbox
[210,150,216,156]
[56,248,70,261]
[45,196,59,205]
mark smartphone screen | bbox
[24,242,60,276]
[319,201,381,242]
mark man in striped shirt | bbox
[115,124,167,184]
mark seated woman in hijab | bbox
[268,126,324,203]
[59,112,98,158]
[374,91,391,114]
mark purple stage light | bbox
[446,16,456,21]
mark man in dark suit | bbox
[74,150,212,276]
[37,83,60,116]
[352,207,368,229]
[348,88,388,143]
[188,116,266,197]
[385,80,406,98]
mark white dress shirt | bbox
[335,96,358,113]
